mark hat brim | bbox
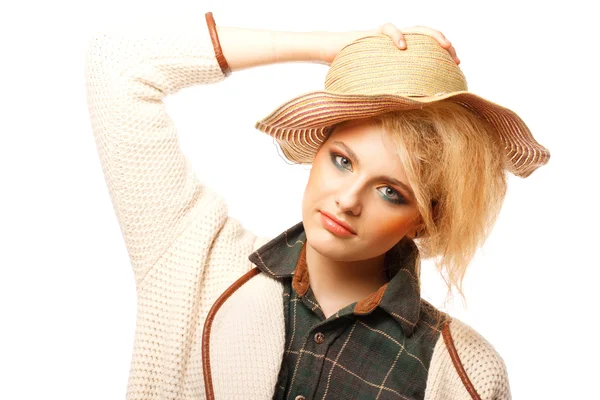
[255,90,550,178]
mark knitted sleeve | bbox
[424,318,511,400]
[84,17,231,285]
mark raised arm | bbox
[85,16,224,284]
[83,14,335,285]
[84,12,458,286]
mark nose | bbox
[335,180,362,215]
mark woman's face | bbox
[302,118,422,262]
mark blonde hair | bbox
[366,102,508,311]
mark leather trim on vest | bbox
[204,11,232,77]
[202,266,261,400]
[354,283,389,314]
[291,242,309,296]
[442,319,481,400]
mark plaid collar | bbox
[248,221,423,336]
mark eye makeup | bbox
[329,151,407,205]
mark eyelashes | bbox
[329,152,406,205]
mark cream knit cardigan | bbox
[84,17,511,400]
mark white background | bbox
[0,0,598,398]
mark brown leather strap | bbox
[204,11,232,77]
[442,319,481,400]
[202,266,261,399]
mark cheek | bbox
[367,210,418,240]
[305,154,332,197]
[303,159,329,226]
[303,164,325,211]
[373,216,409,237]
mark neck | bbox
[305,242,389,313]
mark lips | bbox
[319,211,356,234]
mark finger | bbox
[431,31,450,48]
[405,26,450,48]
[438,34,451,48]
[397,32,406,49]
[381,23,406,49]
[446,44,460,64]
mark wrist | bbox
[312,31,366,65]
[304,31,343,65]
[205,12,232,76]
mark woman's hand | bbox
[319,23,459,66]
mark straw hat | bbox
[255,33,550,178]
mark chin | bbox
[304,215,359,262]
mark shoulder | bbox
[424,316,511,400]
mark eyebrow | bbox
[331,141,415,199]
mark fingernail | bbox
[398,39,406,48]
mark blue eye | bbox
[330,152,406,205]
[378,187,404,204]
[332,153,352,170]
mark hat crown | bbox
[325,34,468,97]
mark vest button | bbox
[313,332,325,344]
[295,396,306,400]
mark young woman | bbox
[85,11,549,400]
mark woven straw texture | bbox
[255,34,550,178]
[85,17,510,399]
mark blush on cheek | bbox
[375,217,411,238]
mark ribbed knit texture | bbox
[424,318,511,399]
[84,16,510,399]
